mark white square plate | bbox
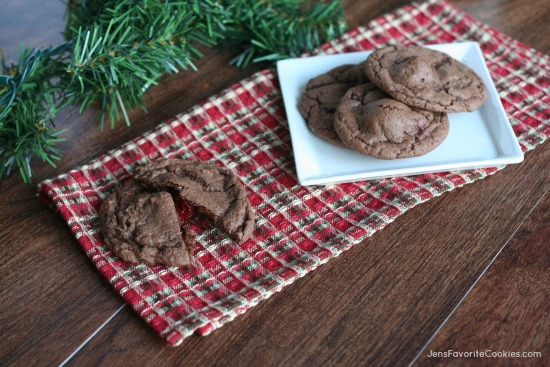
[277,42,523,186]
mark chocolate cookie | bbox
[298,62,369,146]
[335,84,450,159]
[133,158,255,244]
[99,179,194,267]
[364,45,487,112]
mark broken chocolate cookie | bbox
[133,158,255,244]
[99,179,194,267]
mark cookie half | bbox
[298,63,369,146]
[335,84,450,159]
[99,179,194,267]
[364,45,487,112]
[133,158,255,244]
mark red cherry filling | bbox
[173,196,196,225]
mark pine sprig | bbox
[66,1,228,128]
[0,0,347,183]
[224,0,347,67]
[0,45,69,182]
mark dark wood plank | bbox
[65,144,549,366]
[0,1,67,63]
[454,0,550,54]
[0,2,126,366]
[417,191,550,367]
[0,179,125,366]
[0,0,549,366]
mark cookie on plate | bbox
[133,158,255,244]
[335,83,450,159]
[298,63,369,147]
[364,45,487,112]
[99,179,195,267]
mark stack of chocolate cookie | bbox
[299,45,487,159]
[99,158,255,267]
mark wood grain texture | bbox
[0,3,123,366]
[0,0,549,366]
[418,190,550,367]
[0,1,66,64]
[0,179,124,366]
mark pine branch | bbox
[223,0,347,67]
[0,45,69,183]
[0,0,347,183]
[66,1,226,128]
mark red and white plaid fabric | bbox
[38,0,549,346]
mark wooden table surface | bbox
[1,1,548,366]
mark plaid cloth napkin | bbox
[38,0,549,346]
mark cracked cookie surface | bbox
[298,63,369,146]
[99,179,194,267]
[133,158,255,244]
[335,84,450,159]
[364,45,487,112]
